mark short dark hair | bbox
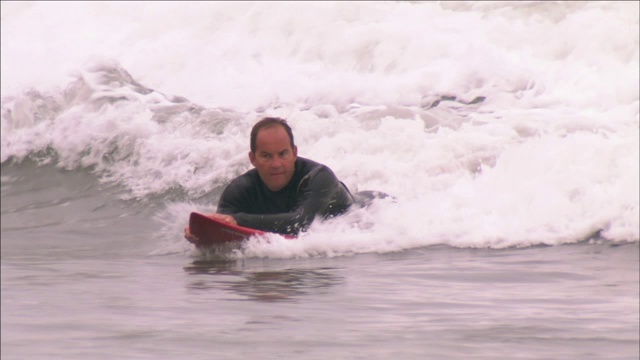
[250,117,295,153]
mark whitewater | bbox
[2,1,637,254]
[1,2,638,360]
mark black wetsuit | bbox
[217,157,354,235]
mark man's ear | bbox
[249,151,256,166]
[293,145,298,158]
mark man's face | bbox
[249,125,298,192]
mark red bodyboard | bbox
[188,212,294,248]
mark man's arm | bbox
[232,167,351,235]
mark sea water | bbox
[1,2,638,359]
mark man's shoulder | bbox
[296,157,329,173]
[227,168,260,191]
[295,157,338,182]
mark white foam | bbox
[1,1,638,253]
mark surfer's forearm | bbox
[233,211,313,235]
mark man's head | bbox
[249,117,298,192]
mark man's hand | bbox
[184,226,199,244]
[207,213,238,226]
[184,213,238,244]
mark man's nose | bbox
[271,156,283,168]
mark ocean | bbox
[1,1,638,359]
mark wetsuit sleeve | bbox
[232,167,351,235]
[216,176,252,215]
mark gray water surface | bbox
[1,164,638,360]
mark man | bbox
[184,117,355,242]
